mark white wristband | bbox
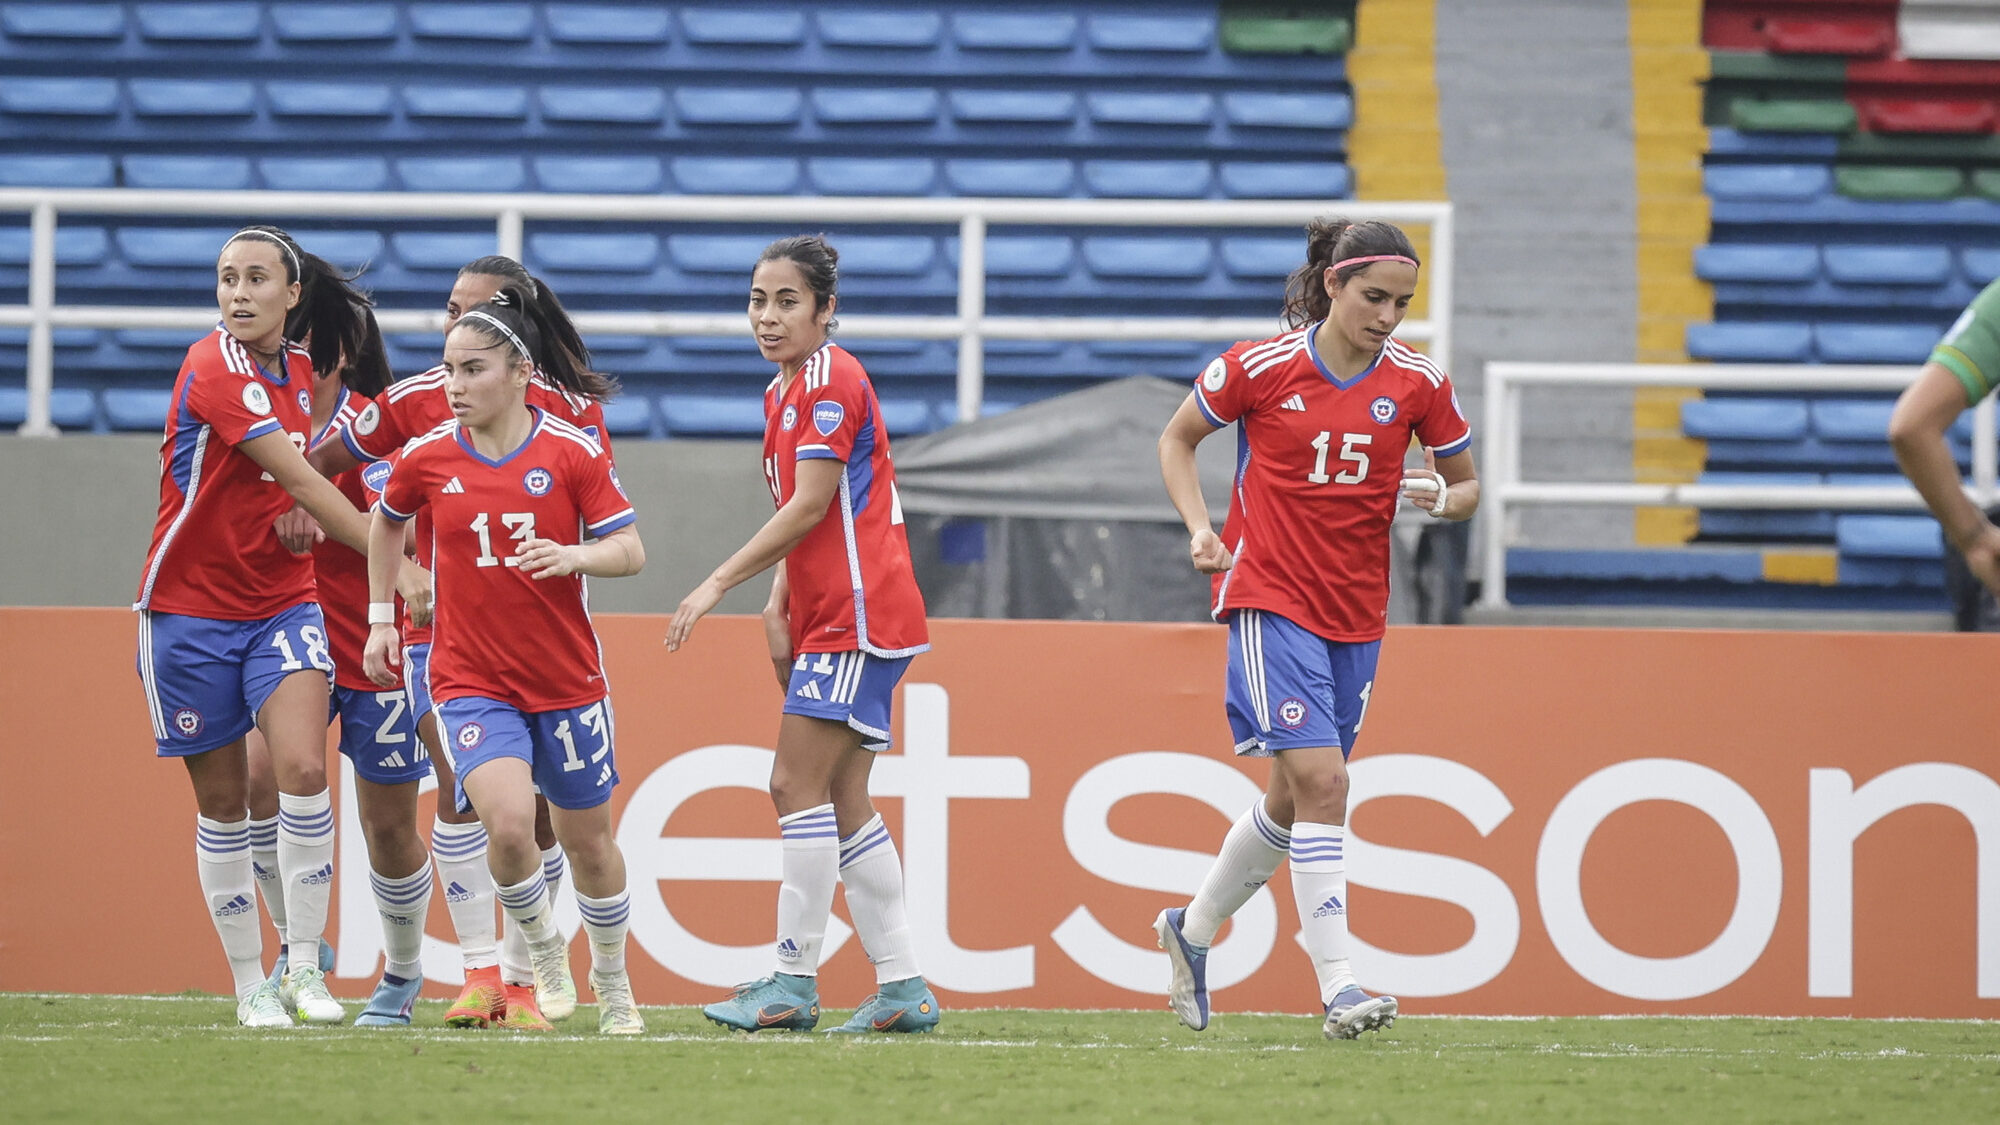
[367,602,396,626]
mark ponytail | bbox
[453,284,618,402]
[340,304,390,397]
[455,256,606,400]
[1280,218,1420,329]
[222,224,389,387]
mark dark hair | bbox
[222,225,389,388]
[1280,218,1420,328]
[458,254,534,289]
[454,254,602,392]
[755,234,839,333]
[452,284,618,401]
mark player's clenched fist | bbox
[1189,528,1234,574]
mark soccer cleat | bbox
[237,982,293,1029]
[591,970,645,1036]
[825,976,940,1034]
[265,939,337,991]
[353,973,422,1027]
[494,983,553,1031]
[444,965,506,1029]
[282,964,345,1025]
[1323,986,1398,1041]
[529,938,577,1023]
[1154,907,1210,1031]
[702,973,820,1032]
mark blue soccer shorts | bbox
[1224,608,1381,759]
[402,642,435,722]
[783,649,912,752]
[433,695,618,813]
[137,602,333,757]
[331,685,430,785]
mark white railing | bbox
[0,188,1454,436]
[1478,361,1997,608]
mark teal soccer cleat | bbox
[825,976,940,1034]
[1323,985,1398,1040]
[353,972,422,1027]
[702,973,820,1032]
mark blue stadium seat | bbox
[1085,92,1214,127]
[1685,321,1813,362]
[837,235,936,276]
[1821,245,1954,287]
[807,157,936,195]
[1697,470,1837,540]
[667,235,766,274]
[545,5,671,44]
[526,233,659,273]
[1086,15,1214,53]
[129,80,257,117]
[598,395,655,437]
[134,3,259,42]
[943,158,1074,196]
[297,231,384,272]
[1813,324,1939,364]
[266,83,394,118]
[1081,237,1213,279]
[1082,160,1211,198]
[951,12,1078,51]
[1681,398,1809,440]
[0,78,119,116]
[679,8,805,45]
[115,227,239,268]
[946,89,1077,123]
[1,4,125,40]
[1836,515,1942,559]
[811,87,940,125]
[396,157,527,192]
[1220,237,1301,279]
[1965,248,2000,285]
[113,328,192,351]
[0,227,111,265]
[1218,162,1350,199]
[1221,92,1353,131]
[532,156,663,194]
[403,86,530,120]
[670,156,801,194]
[407,4,534,42]
[0,155,114,188]
[658,392,766,437]
[391,232,495,271]
[946,235,1076,278]
[539,86,666,125]
[269,3,398,42]
[1705,128,1839,159]
[101,387,173,432]
[122,156,253,191]
[0,386,98,430]
[817,10,942,49]
[878,398,933,435]
[1810,399,1894,442]
[1704,164,1833,202]
[1693,244,1820,283]
[582,334,649,354]
[673,88,803,126]
[260,157,391,192]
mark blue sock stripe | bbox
[1250,804,1292,848]
[781,809,841,840]
[278,812,335,837]
[839,830,894,868]
[542,855,567,881]
[578,903,630,926]
[196,825,248,845]
[247,822,278,847]
[197,839,249,856]
[496,875,548,911]
[1289,845,1344,861]
[430,829,488,858]
[370,884,432,907]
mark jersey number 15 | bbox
[1307,431,1370,485]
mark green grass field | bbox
[3,994,1994,1123]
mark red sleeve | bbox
[344,391,426,462]
[572,441,636,539]
[1413,371,1473,457]
[183,352,287,447]
[376,445,432,522]
[796,372,868,464]
[1192,347,1256,428]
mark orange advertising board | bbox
[2,607,1995,1018]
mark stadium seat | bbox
[816,10,943,49]
[1085,92,1214,127]
[1812,324,1939,364]
[101,387,173,432]
[1810,399,1895,442]
[0,386,98,430]
[532,156,663,194]
[1087,15,1214,53]
[1821,245,1953,286]
[950,12,1078,51]
[943,158,1074,196]
[0,78,119,116]
[1705,127,1840,159]
[811,88,942,125]
[122,156,253,191]
[1854,97,1995,134]
[115,227,240,268]
[539,86,667,125]
[1218,162,1351,199]
[526,233,659,273]
[133,3,260,42]
[1681,398,1809,441]
[294,231,383,272]
[543,4,671,45]
[0,155,115,188]
[1,4,125,40]
[673,88,804,126]
[806,157,937,195]
[1835,165,1965,200]
[1220,92,1353,131]
[658,392,766,437]
[670,156,801,194]
[1081,237,1213,279]
[879,398,933,436]
[946,89,1077,124]
[404,86,530,121]
[667,235,767,274]
[129,80,257,118]
[266,83,395,118]
[1836,515,1942,559]
[0,227,111,266]
[946,235,1076,278]
[391,232,496,271]
[597,395,655,437]
[407,4,534,42]
[1081,160,1212,198]
[1219,13,1350,55]
[1693,243,1821,284]
[678,8,806,45]
[1964,248,2000,284]
[395,157,527,192]
[1685,321,1814,362]
[837,236,936,276]
[269,3,399,42]
[1702,164,1832,202]
[1761,15,1897,57]
[1219,237,1301,279]
[1728,97,1857,133]
[258,156,390,192]
[1694,470,1835,540]
[1974,169,2000,202]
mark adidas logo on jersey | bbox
[215,894,255,917]
[442,477,466,494]
[1281,394,1308,412]
[1313,894,1345,919]
[444,881,472,904]
[795,680,824,701]
[377,750,407,769]
[302,863,333,887]
[776,938,802,962]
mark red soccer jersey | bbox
[308,387,401,691]
[1193,329,1472,642]
[376,409,635,713]
[762,343,929,658]
[137,328,318,619]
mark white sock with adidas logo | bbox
[247,815,287,941]
[277,789,336,975]
[1288,822,1359,1004]
[431,818,499,971]
[370,858,433,981]
[774,804,839,977]
[196,814,265,1001]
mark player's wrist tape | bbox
[1401,472,1449,516]
[367,602,396,626]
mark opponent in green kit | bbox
[1890,280,2000,594]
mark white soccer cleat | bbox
[530,938,577,1023]
[237,982,293,1029]
[1322,986,1397,1041]
[282,964,346,1026]
[591,969,645,1036]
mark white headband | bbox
[459,310,532,363]
[222,229,301,280]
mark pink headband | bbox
[1331,254,1418,272]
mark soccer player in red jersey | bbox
[315,257,607,1030]
[667,236,939,1034]
[1152,219,1479,1041]
[135,226,430,1028]
[363,285,646,1035]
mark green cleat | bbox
[702,973,820,1032]
[825,976,941,1034]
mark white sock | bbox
[370,858,433,981]
[838,814,920,984]
[576,889,631,976]
[196,815,265,1001]
[431,819,498,971]
[1184,800,1291,947]
[500,843,570,986]
[276,789,335,973]
[494,870,560,950]
[1289,822,1358,1004]
[247,815,286,942]
[774,804,839,976]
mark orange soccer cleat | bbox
[444,965,506,1029]
[495,982,554,1031]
